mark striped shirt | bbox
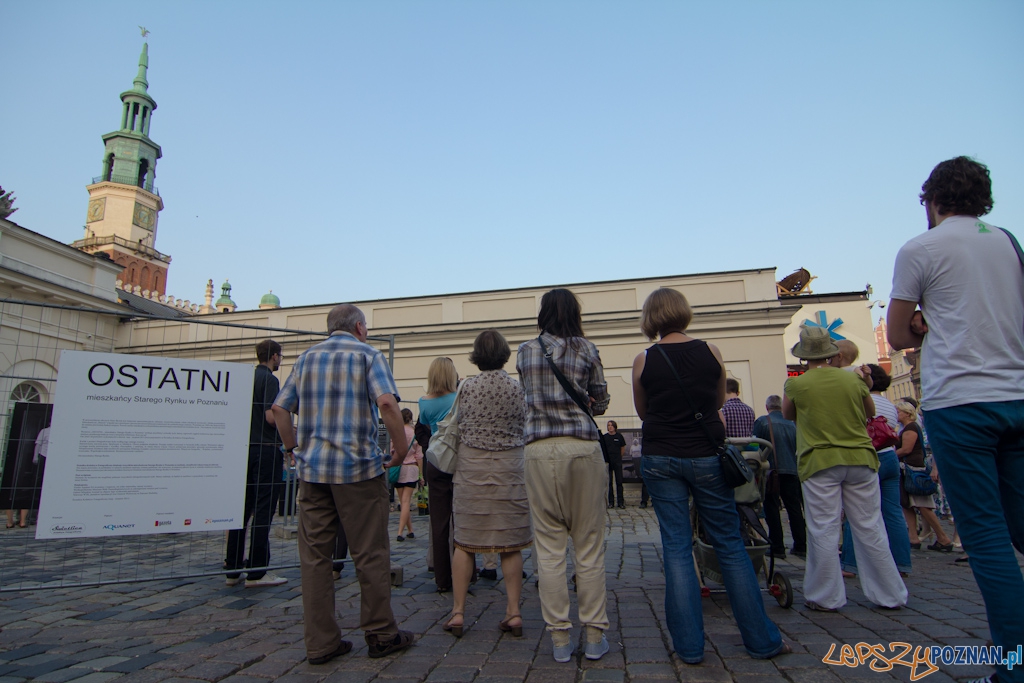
[274,332,398,484]
[516,334,609,444]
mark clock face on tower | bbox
[132,202,156,230]
[86,198,106,223]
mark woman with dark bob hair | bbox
[516,289,611,663]
[443,330,530,638]
[632,288,788,663]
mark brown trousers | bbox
[298,477,397,658]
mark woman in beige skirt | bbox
[444,329,531,638]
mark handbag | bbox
[536,335,611,462]
[653,345,753,488]
[425,385,463,474]
[866,415,900,451]
[902,462,938,496]
[388,465,401,485]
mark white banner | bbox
[36,351,255,539]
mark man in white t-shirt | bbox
[888,156,1024,683]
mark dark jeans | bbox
[424,461,454,591]
[925,400,1024,683]
[763,472,806,555]
[642,454,783,661]
[607,456,624,506]
[225,444,283,581]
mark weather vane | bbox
[139,26,150,38]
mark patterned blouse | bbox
[458,370,527,451]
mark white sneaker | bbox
[245,572,288,587]
[225,575,243,587]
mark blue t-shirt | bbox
[418,392,457,434]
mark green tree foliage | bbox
[0,186,17,219]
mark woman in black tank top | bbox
[631,288,787,663]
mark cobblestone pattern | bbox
[1,496,1018,683]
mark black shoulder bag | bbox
[537,335,611,462]
[652,344,753,488]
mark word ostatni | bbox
[822,642,1022,681]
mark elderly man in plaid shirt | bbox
[272,304,413,665]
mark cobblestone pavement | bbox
[1,494,1019,683]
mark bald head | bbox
[835,340,859,368]
[327,304,366,336]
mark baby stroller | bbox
[693,437,793,608]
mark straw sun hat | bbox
[791,325,840,361]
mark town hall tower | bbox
[72,42,171,296]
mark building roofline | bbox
[221,266,781,315]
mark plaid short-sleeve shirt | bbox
[274,332,398,484]
[516,334,610,444]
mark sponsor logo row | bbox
[50,517,236,535]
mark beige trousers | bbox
[524,436,610,632]
[298,477,398,658]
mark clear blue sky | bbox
[3,1,1022,313]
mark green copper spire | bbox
[215,280,237,309]
[133,43,150,93]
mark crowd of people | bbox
[221,156,1019,683]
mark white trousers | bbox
[802,465,908,610]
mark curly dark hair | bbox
[866,364,891,392]
[919,156,993,217]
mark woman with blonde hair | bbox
[633,287,788,662]
[443,330,530,638]
[419,357,459,593]
[516,288,611,662]
[895,400,953,551]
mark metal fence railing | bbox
[0,299,394,591]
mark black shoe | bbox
[479,568,498,580]
[436,586,451,594]
[308,640,353,665]
[771,549,787,559]
[791,550,806,559]
[617,503,626,509]
[639,502,648,509]
[367,630,414,658]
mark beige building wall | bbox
[115,268,802,428]
[0,218,126,451]
[887,349,918,402]
[782,294,878,367]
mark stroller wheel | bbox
[771,570,793,608]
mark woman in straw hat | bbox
[783,325,908,611]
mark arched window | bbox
[10,383,42,404]
[141,266,151,288]
[104,153,115,182]
[138,159,149,189]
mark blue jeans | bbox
[841,449,912,574]
[642,454,783,662]
[925,400,1024,683]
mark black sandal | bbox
[443,612,464,637]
